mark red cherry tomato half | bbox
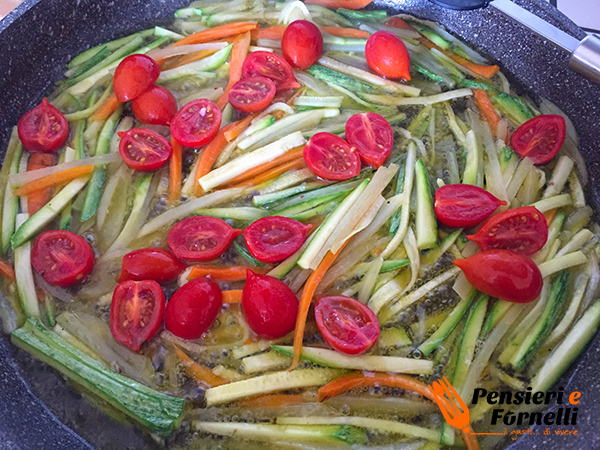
[110,279,165,352]
[244,216,311,263]
[454,250,543,303]
[345,113,393,167]
[165,277,222,340]
[131,85,178,126]
[113,54,160,102]
[170,98,222,148]
[118,128,172,171]
[315,296,380,355]
[167,216,242,262]
[434,184,506,229]
[282,20,323,70]
[229,76,276,113]
[303,132,361,181]
[17,98,69,153]
[510,115,566,165]
[365,31,411,80]
[242,271,298,339]
[241,51,301,92]
[118,248,185,284]
[467,206,548,256]
[31,230,94,287]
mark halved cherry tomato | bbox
[165,277,222,340]
[229,76,276,113]
[113,54,160,102]
[118,248,185,284]
[435,184,506,229]
[454,250,543,303]
[118,128,172,171]
[18,98,68,153]
[365,31,411,80]
[315,295,380,355]
[110,279,165,351]
[282,20,323,70]
[31,230,94,287]
[468,206,548,255]
[241,51,301,92]
[244,216,311,263]
[510,115,566,165]
[131,85,178,126]
[242,270,298,339]
[345,113,393,167]
[168,216,242,261]
[303,132,361,181]
[170,98,222,148]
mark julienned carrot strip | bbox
[419,37,499,79]
[251,26,285,40]
[165,48,220,70]
[216,31,252,110]
[250,25,370,40]
[472,88,500,134]
[90,93,123,122]
[291,243,347,369]
[13,165,94,197]
[26,153,58,215]
[169,138,182,204]
[224,146,305,186]
[238,393,306,408]
[305,0,373,9]
[193,122,238,197]
[222,290,243,303]
[172,344,229,387]
[385,17,415,31]
[0,259,16,281]
[544,208,557,225]
[187,266,266,282]
[231,158,305,188]
[223,113,256,142]
[172,22,258,47]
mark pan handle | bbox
[428,0,490,10]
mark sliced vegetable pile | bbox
[0,1,599,449]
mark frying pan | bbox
[1,0,600,449]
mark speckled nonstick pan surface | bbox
[0,1,599,449]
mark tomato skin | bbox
[170,98,222,148]
[241,51,301,92]
[345,113,393,167]
[119,128,172,171]
[435,184,506,229]
[18,98,69,153]
[365,31,411,80]
[31,230,94,287]
[303,132,361,181]
[168,216,242,261]
[315,296,380,355]
[454,250,543,303]
[468,206,548,255]
[131,85,178,126]
[510,115,566,165]
[244,216,311,263]
[113,54,160,102]
[110,279,166,352]
[229,76,276,113]
[282,20,323,70]
[118,248,185,284]
[165,277,222,340]
[242,271,298,339]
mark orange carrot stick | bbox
[90,93,123,122]
[472,88,500,134]
[26,153,58,215]
[222,290,244,303]
[172,344,229,387]
[544,208,557,226]
[305,0,373,9]
[187,266,266,282]
[385,17,415,31]
[216,31,252,110]
[238,393,306,408]
[230,158,305,188]
[224,147,304,186]
[14,165,94,197]
[0,259,16,282]
[251,26,285,40]
[164,48,220,70]
[223,113,256,142]
[322,26,370,38]
[172,22,259,47]
[169,138,182,204]
[291,243,347,369]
